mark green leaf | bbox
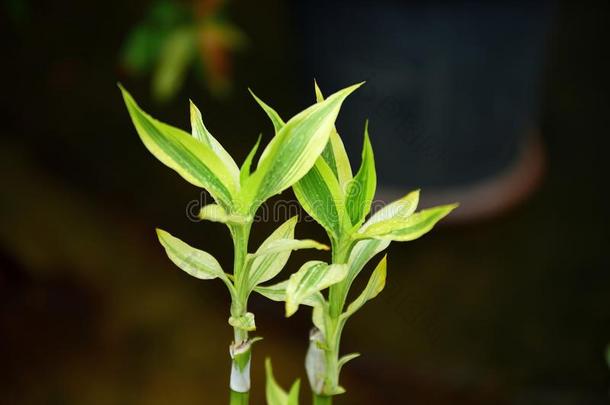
[156,229,233,291]
[345,121,376,227]
[240,134,262,184]
[331,238,390,312]
[314,81,353,187]
[247,216,326,290]
[190,100,240,184]
[254,239,328,258]
[343,255,387,318]
[198,204,251,225]
[248,89,285,134]
[229,312,256,331]
[254,281,324,308]
[152,26,196,102]
[293,158,348,238]
[312,304,326,337]
[337,352,360,376]
[119,86,237,206]
[286,261,348,317]
[360,189,420,232]
[265,358,301,405]
[244,83,363,210]
[358,203,458,241]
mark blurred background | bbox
[1,0,609,404]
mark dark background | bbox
[1,1,609,404]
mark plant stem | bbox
[311,237,352,399]
[229,390,249,405]
[313,393,332,405]
[228,223,253,403]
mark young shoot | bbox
[119,82,361,404]
[254,83,458,404]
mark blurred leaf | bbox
[243,83,362,210]
[121,23,164,73]
[119,86,237,206]
[286,262,347,317]
[345,122,376,227]
[152,26,197,102]
[265,359,301,405]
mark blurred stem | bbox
[313,394,332,405]
[229,390,249,405]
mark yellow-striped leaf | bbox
[360,189,420,232]
[358,203,458,241]
[120,86,236,206]
[293,158,348,238]
[314,81,353,187]
[345,122,377,227]
[244,83,362,210]
[286,261,348,317]
[343,255,387,318]
[190,100,240,185]
[253,281,323,308]
[156,228,230,284]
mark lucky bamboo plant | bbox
[118,82,361,404]
[254,83,458,404]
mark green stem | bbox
[312,237,352,398]
[313,393,332,405]
[228,223,253,404]
[229,390,249,405]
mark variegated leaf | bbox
[286,261,348,316]
[244,83,363,210]
[199,204,251,224]
[240,134,262,184]
[254,280,324,308]
[314,81,353,187]
[332,238,390,312]
[249,89,285,134]
[248,216,305,290]
[156,229,233,290]
[360,189,420,232]
[345,122,376,227]
[293,158,348,238]
[190,100,240,185]
[358,204,458,241]
[120,86,236,206]
[343,255,387,318]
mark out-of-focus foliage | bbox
[121,0,246,102]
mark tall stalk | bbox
[229,223,252,402]
[119,83,361,404]
[253,82,457,403]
